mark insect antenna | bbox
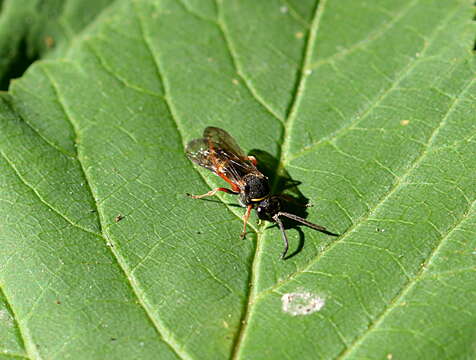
[276,212,327,232]
[273,212,338,259]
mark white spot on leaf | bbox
[281,292,325,316]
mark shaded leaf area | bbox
[0,0,117,89]
[0,0,474,359]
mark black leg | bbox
[274,215,289,259]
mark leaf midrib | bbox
[230,1,473,359]
[229,0,328,358]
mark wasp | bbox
[186,127,332,259]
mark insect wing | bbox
[185,136,248,180]
[186,127,262,190]
[203,127,247,158]
[185,138,216,172]
[204,126,259,172]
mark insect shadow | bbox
[249,149,338,259]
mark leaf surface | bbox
[0,0,475,359]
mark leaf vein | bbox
[255,69,476,300]
[42,51,189,359]
[0,150,101,238]
[2,91,76,158]
[0,285,30,359]
[307,0,419,71]
[229,1,328,358]
[215,0,285,124]
[134,4,264,359]
[288,4,464,163]
[85,41,166,99]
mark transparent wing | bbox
[186,127,261,188]
[203,127,260,180]
[203,127,247,158]
[185,138,216,172]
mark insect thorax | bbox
[240,173,270,205]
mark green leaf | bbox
[0,0,475,359]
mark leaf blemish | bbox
[281,292,325,316]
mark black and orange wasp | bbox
[186,127,332,259]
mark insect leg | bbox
[240,204,253,239]
[273,214,289,259]
[216,172,241,192]
[187,187,238,199]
